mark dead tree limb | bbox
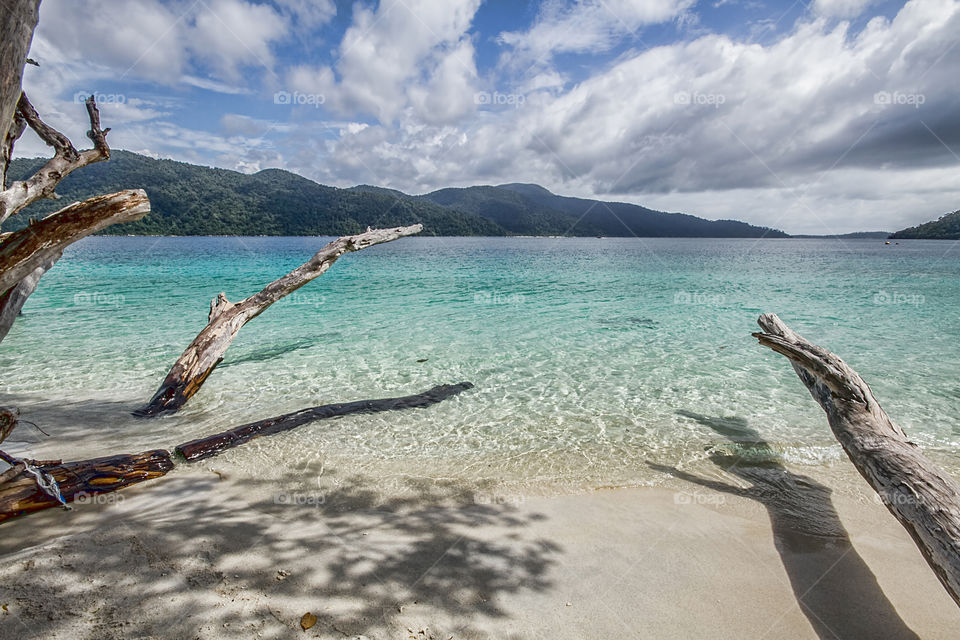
[0,92,112,223]
[0,380,469,522]
[0,449,174,523]
[0,189,149,295]
[754,313,960,608]
[175,382,474,461]
[135,224,423,417]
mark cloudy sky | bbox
[16,0,960,233]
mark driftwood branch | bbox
[0,449,174,523]
[754,313,960,607]
[0,380,469,522]
[0,189,149,296]
[176,382,474,461]
[0,93,111,223]
[135,224,423,417]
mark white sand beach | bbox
[1,459,957,640]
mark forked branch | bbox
[0,93,111,223]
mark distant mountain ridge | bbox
[5,151,787,238]
[890,210,960,239]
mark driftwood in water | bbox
[0,380,469,522]
[0,449,174,523]
[754,313,960,608]
[135,224,423,417]
[176,382,473,462]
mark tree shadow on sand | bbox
[0,468,559,640]
[649,410,919,640]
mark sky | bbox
[14,0,960,234]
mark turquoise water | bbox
[3,236,960,492]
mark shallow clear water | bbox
[3,236,960,493]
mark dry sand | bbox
[0,460,958,640]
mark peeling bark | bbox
[135,224,423,417]
[754,313,960,608]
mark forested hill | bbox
[5,151,786,237]
[5,152,503,236]
[890,210,960,239]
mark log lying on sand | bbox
[754,313,960,608]
[135,224,423,417]
[0,381,470,523]
[176,382,474,462]
[0,450,173,523]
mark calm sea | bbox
[3,236,959,493]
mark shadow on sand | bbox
[650,410,919,640]
[0,469,559,640]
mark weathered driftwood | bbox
[135,224,423,417]
[0,449,174,523]
[754,313,960,608]
[0,92,112,224]
[0,189,149,296]
[176,382,473,461]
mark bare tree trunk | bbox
[0,0,40,189]
[135,224,423,417]
[754,313,960,608]
[176,382,474,461]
